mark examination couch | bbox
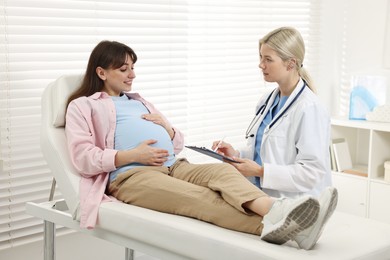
[26,75,390,260]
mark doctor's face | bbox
[259,44,289,83]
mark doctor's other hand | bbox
[229,157,264,178]
[211,140,240,158]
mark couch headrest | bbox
[51,75,83,127]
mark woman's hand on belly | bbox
[133,139,170,166]
[115,139,169,167]
[142,113,174,138]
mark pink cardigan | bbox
[65,91,184,229]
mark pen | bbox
[213,137,225,152]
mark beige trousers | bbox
[107,158,266,235]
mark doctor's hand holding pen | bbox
[211,139,238,158]
[212,140,264,178]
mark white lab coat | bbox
[240,79,332,198]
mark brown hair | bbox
[66,40,137,107]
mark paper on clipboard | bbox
[185,145,239,163]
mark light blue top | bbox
[253,93,289,188]
[110,95,176,182]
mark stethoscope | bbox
[245,81,307,139]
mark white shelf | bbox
[331,118,390,224]
[331,117,390,132]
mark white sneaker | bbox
[293,187,338,250]
[261,196,319,245]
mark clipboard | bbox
[185,145,239,163]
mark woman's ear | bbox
[96,67,106,80]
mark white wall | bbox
[1,1,390,259]
[315,0,346,113]
[317,0,390,116]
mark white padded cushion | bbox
[52,74,83,127]
[41,75,84,217]
[97,203,390,260]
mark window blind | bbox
[0,0,321,249]
[337,2,352,117]
[185,0,321,162]
[0,0,188,249]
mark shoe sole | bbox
[261,198,320,245]
[296,188,338,250]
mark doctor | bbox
[213,27,337,250]
[213,27,332,199]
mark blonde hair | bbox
[259,27,315,92]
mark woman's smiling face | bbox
[98,54,136,96]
